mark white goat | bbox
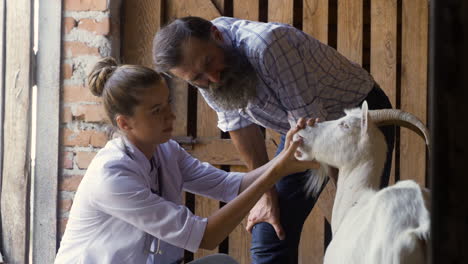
[294,101,430,264]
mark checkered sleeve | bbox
[197,89,253,132]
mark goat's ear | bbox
[361,101,369,136]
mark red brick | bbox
[90,131,109,147]
[60,199,73,213]
[61,106,73,123]
[63,17,76,34]
[64,41,99,58]
[63,84,100,103]
[74,104,107,123]
[62,151,74,169]
[62,128,92,147]
[76,151,96,169]
[62,63,73,80]
[78,18,110,35]
[64,0,107,11]
[60,175,84,191]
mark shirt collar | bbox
[121,136,157,175]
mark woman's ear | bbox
[211,25,223,43]
[116,115,132,132]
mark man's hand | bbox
[246,188,285,240]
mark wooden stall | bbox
[121,0,429,263]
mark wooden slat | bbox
[187,138,243,165]
[301,2,331,260]
[233,0,260,21]
[170,78,188,137]
[211,0,226,14]
[400,0,428,185]
[165,0,221,22]
[370,0,397,185]
[194,106,221,258]
[193,1,226,258]
[228,165,251,264]
[33,0,62,262]
[122,0,162,67]
[337,0,363,64]
[197,95,219,138]
[301,2,332,259]
[370,0,397,108]
[268,0,294,24]
[266,0,293,171]
[298,207,325,264]
[194,187,220,258]
[303,0,329,43]
[229,5,260,262]
[1,0,33,262]
[315,180,336,225]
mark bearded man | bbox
[153,16,395,264]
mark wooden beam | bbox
[32,0,62,262]
[1,0,33,262]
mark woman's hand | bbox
[272,118,320,177]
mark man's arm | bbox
[229,123,269,170]
[229,123,285,239]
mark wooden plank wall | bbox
[0,0,34,263]
[121,0,429,263]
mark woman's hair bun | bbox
[87,57,119,97]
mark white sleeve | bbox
[91,165,207,252]
[175,143,244,202]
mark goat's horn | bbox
[368,109,430,146]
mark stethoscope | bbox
[148,156,164,256]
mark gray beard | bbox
[195,48,258,111]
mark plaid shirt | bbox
[199,17,374,135]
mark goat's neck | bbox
[331,160,382,234]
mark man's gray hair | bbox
[152,16,213,74]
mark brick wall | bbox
[59,0,117,237]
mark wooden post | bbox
[1,0,33,263]
[430,0,468,262]
[33,0,62,262]
[0,0,5,257]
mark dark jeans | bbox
[250,84,395,264]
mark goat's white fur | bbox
[293,102,430,264]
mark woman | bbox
[55,57,318,264]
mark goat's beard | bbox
[194,46,258,111]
